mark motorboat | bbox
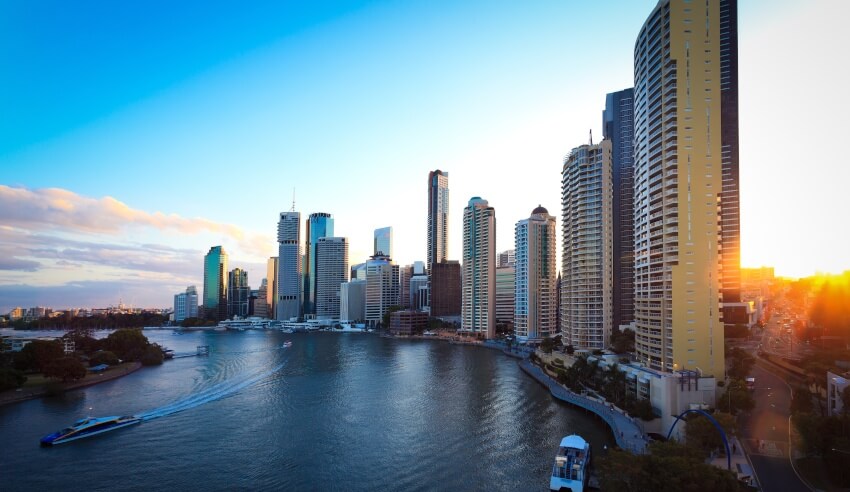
[40,415,141,446]
[283,341,292,348]
[549,434,591,492]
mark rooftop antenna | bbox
[589,129,593,146]
[291,187,296,212]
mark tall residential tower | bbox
[632,0,724,377]
[561,142,613,350]
[461,197,495,339]
[427,170,449,270]
[515,206,557,342]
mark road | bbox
[739,362,811,492]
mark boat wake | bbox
[138,361,286,422]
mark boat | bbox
[283,341,292,348]
[549,434,591,492]
[40,415,141,446]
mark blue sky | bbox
[1,0,848,311]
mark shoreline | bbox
[0,361,143,407]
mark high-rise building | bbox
[497,249,516,268]
[276,212,302,321]
[427,170,449,270]
[227,268,250,318]
[203,246,228,320]
[255,279,269,319]
[315,237,349,320]
[350,262,367,281]
[364,254,400,326]
[604,88,636,332]
[410,275,430,311]
[399,265,413,308]
[461,197,495,339]
[561,143,613,350]
[266,257,278,318]
[431,260,461,317]
[515,206,557,342]
[340,279,366,322]
[374,226,393,258]
[633,0,724,377]
[495,267,515,325]
[719,0,742,327]
[173,285,198,322]
[304,212,334,316]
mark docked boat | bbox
[40,415,141,446]
[549,434,591,492]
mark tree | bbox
[565,344,575,355]
[540,337,555,354]
[13,340,64,372]
[43,357,87,382]
[140,344,164,366]
[598,441,740,492]
[382,305,403,329]
[103,329,151,361]
[0,367,27,391]
[717,380,755,415]
[89,350,120,367]
[611,328,635,354]
[684,412,737,457]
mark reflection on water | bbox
[0,330,613,491]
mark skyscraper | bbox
[561,143,613,350]
[374,226,393,258]
[304,212,334,316]
[427,170,449,269]
[315,237,349,320]
[461,197,495,339]
[719,0,742,327]
[173,285,198,322]
[266,257,278,317]
[603,88,636,332]
[495,267,515,326]
[515,206,557,342]
[227,268,250,318]
[399,265,413,308]
[276,212,301,321]
[364,254,400,326]
[633,0,724,377]
[430,260,461,317]
[203,246,228,320]
[255,279,269,319]
[497,249,516,268]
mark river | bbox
[0,330,613,491]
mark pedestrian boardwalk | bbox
[519,360,647,454]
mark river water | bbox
[0,330,613,491]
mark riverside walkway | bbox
[519,360,647,454]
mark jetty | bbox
[520,360,647,454]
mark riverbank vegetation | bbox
[0,328,163,393]
[2,312,167,331]
[598,441,741,491]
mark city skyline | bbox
[1,0,848,312]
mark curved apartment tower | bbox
[461,197,495,339]
[561,143,613,350]
[633,0,724,377]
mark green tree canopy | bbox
[0,367,27,391]
[89,350,120,367]
[598,441,740,492]
[13,339,64,372]
[43,357,87,382]
[684,412,737,457]
[103,329,151,361]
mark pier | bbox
[519,360,647,454]
[170,345,210,359]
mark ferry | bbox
[40,415,141,446]
[550,434,591,492]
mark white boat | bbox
[549,434,590,492]
[41,415,141,446]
